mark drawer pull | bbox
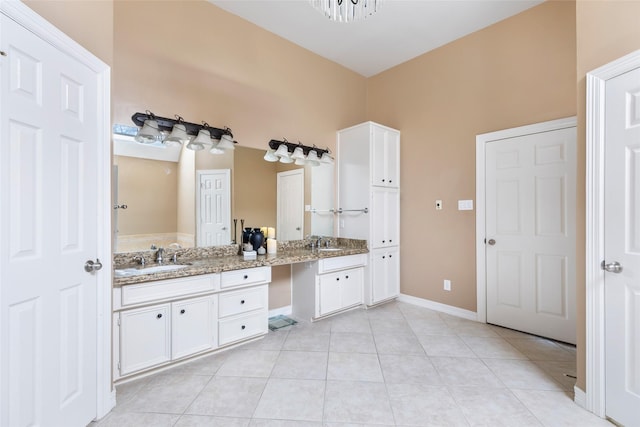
[389,254,392,258]
[244,275,248,279]
[336,277,340,281]
[241,325,246,330]
[180,309,186,314]
[156,313,163,319]
[240,300,245,304]
[346,275,349,279]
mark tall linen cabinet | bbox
[337,122,400,306]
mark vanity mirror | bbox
[113,139,334,253]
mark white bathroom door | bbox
[484,124,576,343]
[277,169,304,241]
[603,66,640,426]
[1,11,106,426]
[197,170,231,246]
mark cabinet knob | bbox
[244,275,248,279]
[156,313,163,319]
[336,277,340,281]
[180,309,186,314]
[389,254,392,258]
[382,240,386,243]
[346,275,349,279]
[382,256,386,259]
[382,179,386,182]
[389,180,392,183]
[240,300,245,304]
[389,239,393,243]
[241,325,246,330]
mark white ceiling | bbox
[209,0,543,77]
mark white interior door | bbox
[484,124,576,344]
[196,170,231,246]
[277,169,304,241]
[603,66,640,426]
[0,8,110,426]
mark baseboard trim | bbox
[574,385,587,409]
[269,305,292,317]
[398,294,477,321]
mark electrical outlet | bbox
[435,200,443,210]
[444,279,451,291]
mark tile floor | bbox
[96,301,612,426]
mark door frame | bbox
[475,116,577,324]
[585,49,640,418]
[1,1,114,419]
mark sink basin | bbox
[318,247,344,252]
[115,264,189,277]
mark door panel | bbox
[603,66,640,425]
[277,169,304,241]
[197,170,230,246]
[1,13,101,426]
[485,126,576,344]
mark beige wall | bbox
[112,1,366,151]
[367,0,577,312]
[575,0,640,394]
[24,0,114,66]
[113,156,178,235]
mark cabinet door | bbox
[371,188,400,248]
[371,249,400,304]
[119,304,171,375]
[172,296,215,360]
[340,267,363,308]
[385,130,400,188]
[318,272,343,316]
[371,125,400,188]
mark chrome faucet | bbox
[155,247,165,263]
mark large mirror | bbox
[113,136,334,253]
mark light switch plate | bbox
[458,200,473,211]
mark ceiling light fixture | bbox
[310,0,383,23]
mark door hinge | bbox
[117,361,121,372]
[117,317,121,326]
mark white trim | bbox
[574,385,587,409]
[398,294,477,321]
[475,116,577,325]
[269,305,293,317]
[1,1,114,420]
[585,48,640,418]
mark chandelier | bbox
[310,0,383,23]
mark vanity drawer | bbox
[121,274,219,307]
[221,266,271,289]
[318,254,367,274]
[218,311,267,346]
[219,285,268,318]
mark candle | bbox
[267,238,277,254]
[267,227,276,239]
[260,226,268,237]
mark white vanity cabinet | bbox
[292,254,367,321]
[338,121,401,306]
[113,266,270,381]
[218,266,270,346]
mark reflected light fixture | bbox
[265,139,332,168]
[135,113,160,143]
[310,0,383,23]
[187,128,211,151]
[264,149,279,162]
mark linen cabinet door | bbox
[119,303,171,375]
[172,295,216,360]
[317,272,342,316]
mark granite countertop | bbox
[113,238,368,287]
